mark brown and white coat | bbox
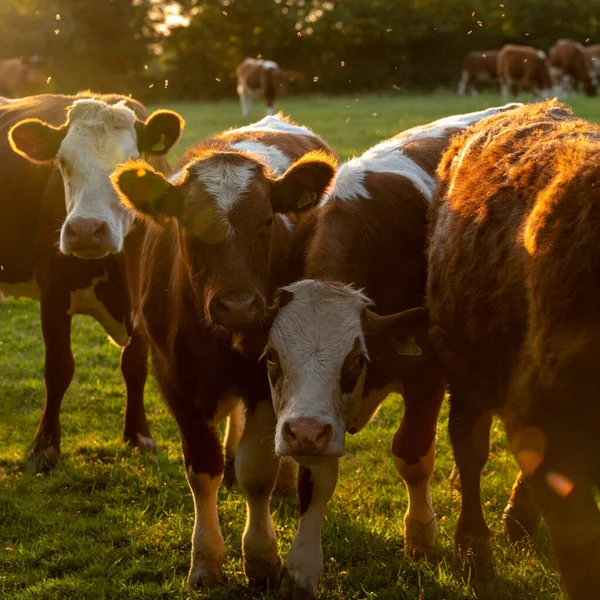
[236,58,286,117]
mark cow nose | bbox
[282,417,333,455]
[63,217,111,257]
[209,292,265,325]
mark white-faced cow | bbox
[2,92,182,470]
[111,114,337,590]
[428,101,600,599]
[236,58,286,118]
[457,50,498,96]
[549,39,597,97]
[497,44,554,101]
[265,104,521,599]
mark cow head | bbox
[9,99,182,258]
[112,150,336,328]
[265,280,431,463]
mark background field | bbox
[3,93,597,600]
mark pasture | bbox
[3,92,596,600]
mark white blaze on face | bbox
[268,280,372,458]
[58,99,140,257]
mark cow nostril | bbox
[211,296,230,317]
[317,423,333,444]
[93,221,108,239]
[65,223,76,239]
[283,422,297,444]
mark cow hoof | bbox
[27,445,60,472]
[273,456,298,498]
[404,515,439,558]
[456,539,494,583]
[244,552,281,588]
[222,457,238,490]
[131,433,157,453]
[187,565,224,588]
[277,567,317,600]
[502,502,540,543]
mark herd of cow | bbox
[1,90,599,600]
[458,38,600,100]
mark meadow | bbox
[3,92,598,600]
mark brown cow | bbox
[236,58,286,117]
[549,39,597,97]
[2,93,182,470]
[497,44,554,101]
[0,56,48,97]
[584,44,600,75]
[428,101,600,598]
[265,104,521,599]
[457,50,498,96]
[111,114,337,589]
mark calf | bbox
[428,101,600,599]
[236,58,286,117]
[457,50,498,96]
[2,93,182,469]
[265,104,521,599]
[111,115,337,589]
[549,39,597,97]
[497,44,554,101]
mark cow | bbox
[549,39,597,97]
[2,92,183,470]
[497,44,554,101]
[428,100,600,599]
[264,104,521,599]
[584,44,600,75]
[457,50,498,96]
[0,56,49,97]
[110,114,337,590]
[236,58,286,118]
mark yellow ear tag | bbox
[151,133,166,153]
[298,189,317,208]
[397,335,422,356]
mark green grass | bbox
[3,92,597,599]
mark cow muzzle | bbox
[61,216,117,258]
[277,416,343,458]
[208,290,265,326]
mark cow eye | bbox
[264,217,273,228]
[354,354,366,369]
[266,349,277,365]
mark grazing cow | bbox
[497,44,554,101]
[111,114,337,589]
[0,56,48,97]
[428,101,600,599]
[457,50,498,96]
[265,104,521,599]
[236,58,286,117]
[549,39,597,97]
[584,44,600,75]
[2,93,182,470]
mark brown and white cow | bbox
[265,104,521,599]
[457,50,498,96]
[497,44,554,101]
[2,92,182,470]
[236,58,286,118]
[584,44,600,75]
[111,114,337,590]
[549,39,597,97]
[0,56,49,97]
[428,101,600,599]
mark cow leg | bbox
[279,459,339,600]
[502,471,540,543]
[223,400,244,489]
[121,330,156,452]
[237,83,251,117]
[236,400,281,587]
[392,360,445,557]
[457,70,469,96]
[181,417,225,587]
[28,293,74,471]
[501,80,510,102]
[448,389,494,580]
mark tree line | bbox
[1,0,599,101]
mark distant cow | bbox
[0,56,48,97]
[497,44,554,101]
[584,44,600,75]
[236,58,286,117]
[549,39,597,97]
[111,115,336,590]
[2,93,182,470]
[428,101,600,598]
[265,105,520,599]
[457,50,498,96]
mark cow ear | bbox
[271,150,337,213]
[111,160,184,222]
[9,118,66,164]
[362,306,431,363]
[136,110,184,156]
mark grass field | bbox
[3,92,597,600]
